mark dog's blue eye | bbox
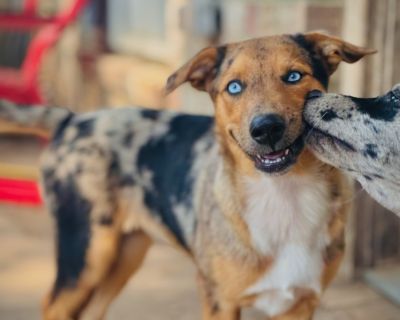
[227,80,243,95]
[284,71,302,84]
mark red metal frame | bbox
[0,0,89,104]
[0,0,89,206]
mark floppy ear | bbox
[300,32,376,74]
[165,46,226,94]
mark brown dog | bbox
[0,32,374,319]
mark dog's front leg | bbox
[270,295,318,320]
[197,273,241,320]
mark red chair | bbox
[0,0,89,104]
[0,0,89,206]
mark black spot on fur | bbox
[211,302,220,315]
[215,46,227,75]
[290,34,329,88]
[75,118,94,139]
[141,109,160,120]
[363,143,378,159]
[351,92,400,122]
[321,109,338,121]
[109,151,136,187]
[120,175,135,187]
[122,131,134,147]
[52,113,74,145]
[137,114,214,247]
[99,215,113,226]
[109,150,119,171]
[363,175,373,181]
[45,175,91,300]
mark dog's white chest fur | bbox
[243,174,330,317]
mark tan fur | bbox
[165,33,368,319]
[4,32,372,320]
[81,231,152,320]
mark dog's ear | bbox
[165,46,227,94]
[299,32,376,74]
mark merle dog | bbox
[304,84,400,216]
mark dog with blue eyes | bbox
[0,32,374,319]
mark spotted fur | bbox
[0,32,374,320]
[304,84,400,215]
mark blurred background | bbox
[0,0,399,319]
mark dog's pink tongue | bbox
[262,149,287,160]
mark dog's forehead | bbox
[230,36,304,58]
[224,36,309,73]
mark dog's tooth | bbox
[284,149,289,156]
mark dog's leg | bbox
[270,295,318,320]
[197,273,241,320]
[42,221,121,320]
[80,230,152,320]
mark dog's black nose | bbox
[250,114,285,147]
[307,90,323,100]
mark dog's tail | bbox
[0,100,73,138]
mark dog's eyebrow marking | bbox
[290,34,329,88]
[363,143,378,159]
[214,45,227,76]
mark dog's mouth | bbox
[251,135,305,174]
[304,122,356,152]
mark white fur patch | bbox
[243,174,331,317]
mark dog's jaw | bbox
[229,129,306,175]
[252,135,305,175]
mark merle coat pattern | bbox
[0,32,374,320]
[304,84,400,215]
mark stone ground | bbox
[0,203,399,320]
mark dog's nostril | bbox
[307,90,323,100]
[250,114,286,146]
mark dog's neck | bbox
[210,136,332,253]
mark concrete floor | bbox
[0,203,399,320]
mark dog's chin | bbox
[251,135,305,175]
[303,122,356,154]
